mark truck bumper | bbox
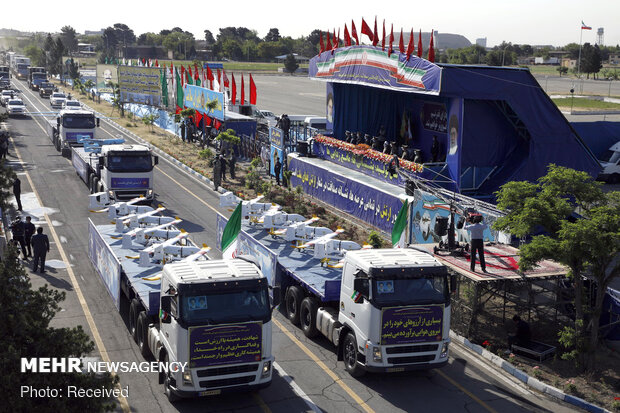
[169,380,271,399]
[362,358,449,373]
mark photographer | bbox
[464,213,488,273]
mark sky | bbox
[1,0,619,48]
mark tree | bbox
[0,246,118,411]
[284,53,299,74]
[0,159,17,210]
[221,38,243,60]
[557,66,568,76]
[60,25,78,55]
[264,28,281,42]
[580,43,602,79]
[49,38,66,77]
[23,45,45,67]
[204,29,215,47]
[494,165,618,370]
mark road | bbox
[6,77,582,413]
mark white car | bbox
[64,100,81,110]
[1,90,15,106]
[254,108,278,128]
[7,98,26,116]
[50,92,66,108]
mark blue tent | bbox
[309,46,600,199]
[570,121,620,160]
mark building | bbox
[609,54,620,65]
[562,58,577,69]
[475,38,487,48]
[85,29,104,36]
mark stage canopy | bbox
[309,46,601,198]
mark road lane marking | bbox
[9,134,130,413]
[436,369,498,413]
[252,393,272,413]
[274,362,322,413]
[273,318,375,413]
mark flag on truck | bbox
[221,201,242,258]
[391,199,409,247]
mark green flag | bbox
[161,69,168,107]
[221,202,242,252]
[391,199,409,246]
[175,69,184,109]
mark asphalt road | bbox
[6,77,582,413]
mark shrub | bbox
[245,169,261,190]
[251,157,262,169]
[198,148,213,160]
[368,230,384,248]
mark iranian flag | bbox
[221,202,242,259]
[581,21,592,30]
[391,199,409,248]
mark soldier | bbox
[31,227,50,273]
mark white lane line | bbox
[273,362,322,413]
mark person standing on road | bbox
[31,227,50,273]
[280,114,291,143]
[13,177,22,211]
[24,216,35,258]
[465,214,488,273]
[10,216,28,259]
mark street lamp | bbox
[570,88,575,114]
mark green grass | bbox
[527,65,566,75]
[552,97,620,109]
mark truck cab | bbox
[153,258,275,400]
[97,144,157,201]
[598,140,620,184]
[49,109,99,154]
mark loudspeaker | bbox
[434,216,449,237]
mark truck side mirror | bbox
[98,156,104,167]
[353,278,369,301]
[96,118,100,127]
[270,286,281,310]
[153,156,159,166]
[160,296,172,324]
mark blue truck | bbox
[218,211,453,376]
[28,67,47,91]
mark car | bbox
[1,89,15,106]
[6,98,26,116]
[50,92,66,108]
[64,99,81,110]
[253,108,278,128]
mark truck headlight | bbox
[147,189,154,196]
[373,347,382,362]
[108,190,114,197]
[440,343,449,358]
[182,370,193,385]
[261,361,271,378]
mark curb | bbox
[449,331,611,413]
[81,102,228,195]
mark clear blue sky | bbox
[2,0,619,48]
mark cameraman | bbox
[465,213,488,273]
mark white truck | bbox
[72,139,157,202]
[598,140,620,184]
[47,108,99,156]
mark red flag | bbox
[249,73,257,105]
[205,116,212,126]
[214,119,222,130]
[223,70,229,88]
[142,58,145,66]
[361,18,374,43]
[332,28,338,54]
[428,30,435,62]
[155,59,159,67]
[319,31,324,55]
[388,24,394,57]
[217,69,221,91]
[344,24,351,47]
[326,30,332,50]
[194,110,202,127]
[399,29,404,53]
[188,66,192,79]
[170,62,173,76]
[240,73,245,105]
[351,20,359,45]
[231,73,237,105]
[381,20,385,51]
[206,65,214,89]
[418,29,423,57]
[180,66,185,86]
[406,28,415,60]
[332,29,337,49]
[194,65,199,81]
[372,17,378,47]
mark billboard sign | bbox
[183,85,225,121]
[118,66,162,106]
[96,64,118,94]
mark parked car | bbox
[7,98,26,116]
[50,92,66,109]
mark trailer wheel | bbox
[163,353,180,403]
[343,332,365,377]
[88,174,95,192]
[136,311,151,358]
[92,177,100,195]
[54,134,60,152]
[285,286,304,325]
[300,297,319,338]
[129,299,141,341]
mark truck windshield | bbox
[33,73,46,79]
[107,153,153,172]
[62,114,95,129]
[180,288,270,325]
[371,276,448,307]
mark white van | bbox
[598,140,620,184]
[303,116,327,131]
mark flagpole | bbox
[577,26,583,79]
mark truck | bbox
[598,140,620,184]
[87,198,275,401]
[28,67,47,90]
[0,65,9,89]
[47,108,100,156]
[72,139,157,202]
[38,81,56,98]
[217,198,453,376]
[11,56,30,80]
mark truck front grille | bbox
[387,354,436,364]
[115,190,147,201]
[385,344,438,355]
[199,375,254,389]
[196,364,259,378]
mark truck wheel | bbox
[88,174,95,192]
[163,353,180,403]
[54,135,60,152]
[609,173,620,184]
[285,286,304,325]
[92,177,100,194]
[300,297,319,338]
[136,311,151,358]
[129,299,141,341]
[343,332,365,377]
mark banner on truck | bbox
[118,65,162,106]
[96,64,118,94]
[381,304,444,345]
[88,219,121,309]
[188,322,262,368]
